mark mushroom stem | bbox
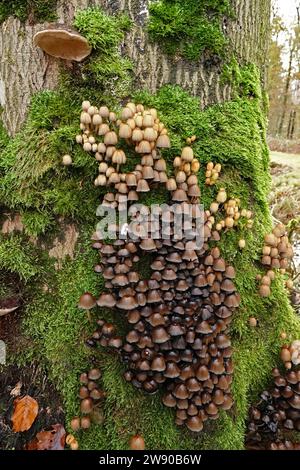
[87,310,92,323]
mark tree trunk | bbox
[4,0,298,453]
[278,40,294,136]
[0,0,271,136]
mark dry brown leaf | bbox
[12,395,39,432]
[10,381,22,397]
[26,424,66,450]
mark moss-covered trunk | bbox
[1,0,299,452]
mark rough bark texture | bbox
[0,0,271,136]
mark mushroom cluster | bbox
[76,100,173,200]
[73,101,245,433]
[92,230,238,432]
[211,193,253,233]
[258,224,294,297]
[280,340,300,369]
[205,162,221,186]
[246,348,300,450]
[71,367,105,432]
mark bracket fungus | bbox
[34,25,92,62]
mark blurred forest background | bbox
[266,0,300,312]
[269,0,300,150]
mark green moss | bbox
[0,0,57,24]
[148,0,232,60]
[0,233,38,281]
[70,7,133,102]
[1,6,299,450]
[0,121,9,151]
[73,8,131,51]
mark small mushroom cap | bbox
[186,416,203,432]
[34,26,92,62]
[78,292,96,310]
[129,435,145,450]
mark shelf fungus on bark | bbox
[33,25,92,62]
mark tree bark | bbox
[278,40,294,136]
[0,0,271,136]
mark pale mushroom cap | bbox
[34,27,92,62]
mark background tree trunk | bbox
[0,0,271,136]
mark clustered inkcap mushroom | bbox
[246,345,300,449]
[71,100,269,433]
[258,224,293,297]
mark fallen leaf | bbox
[27,424,66,450]
[10,381,22,397]
[12,395,39,432]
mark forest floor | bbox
[269,151,300,225]
[269,150,300,313]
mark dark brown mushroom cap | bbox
[215,334,231,349]
[210,358,225,375]
[186,378,201,392]
[196,321,213,334]
[147,290,162,303]
[286,371,298,384]
[221,394,233,410]
[116,296,138,310]
[177,400,190,412]
[206,402,218,416]
[176,280,190,291]
[151,356,166,371]
[164,361,181,378]
[194,274,208,287]
[162,393,177,407]
[218,375,230,390]
[221,279,236,293]
[288,395,300,410]
[88,368,101,381]
[34,25,92,61]
[213,258,226,272]
[108,337,123,349]
[140,238,156,251]
[162,269,177,281]
[196,365,210,381]
[225,266,236,279]
[173,384,189,399]
[224,293,240,308]
[152,326,170,344]
[215,305,231,318]
[186,416,203,432]
[78,292,96,310]
[213,389,225,405]
[168,324,185,336]
[97,293,116,308]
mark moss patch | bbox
[148,0,232,60]
[0,7,299,451]
[71,8,133,103]
[0,0,57,24]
